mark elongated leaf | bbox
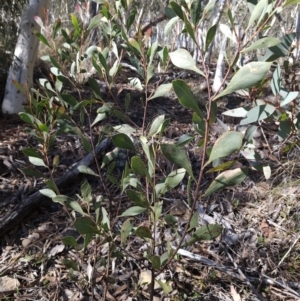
[128,38,142,55]
[169,49,204,76]
[173,80,204,118]
[19,112,34,125]
[39,189,57,198]
[127,189,149,208]
[187,224,222,245]
[246,0,268,31]
[280,91,299,107]
[164,16,180,36]
[214,62,272,100]
[222,107,248,118]
[78,165,97,176]
[169,1,184,20]
[205,132,243,167]
[23,148,42,158]
[261,32,296,61]
[120,206,147,217]
[240,104,275,125]
[150,255,161,270]
[149,84,172,100]
[29,156,47,167]
[219,24,236,44]
[156,168,186,196]
[242,37,280,53]
[140,136,154,177]
[131,156,150,179]
[161,144,194,179]
[205,24,217,51]
[112,133,136,152]
[203,168,248,197]
[74,216,99,234]
[135,226,152,239]
[148,115,165,137]
[121,219,133,244]
[191,0,202,25]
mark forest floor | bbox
[0,69,300,301]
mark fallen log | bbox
[0,138,111,237]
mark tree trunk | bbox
[2,0,50,114]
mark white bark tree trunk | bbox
[2,0,50,114]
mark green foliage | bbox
[18,0,300,298]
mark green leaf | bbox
[161,144,194,179]
[126,189,149,208]
[68,201,86,216]
[74,217,99,234]
[112,133,136,152]
[52,195,73,205]
[205,24,217,51]
[169,1,184,20]
[21,167,44,178]
[203,168,248,197]
[19,112,34,125]
[284,0,300,6]
[78,165,97,176]
[35,32,52,48]
[38,123,49,132]
[71,13,80,33]
[157,279,173,294]
[164,16,180,36]
[164,214,178,227]
[62,236,79,249]
[240,104,275,125]
[156,168,186,196]
[192,112,206,135]
[260,33,296,61]
[246,0,268,31]
[205,132,243,167]
[81,181,92,203]
[150,255,161,270]
[23,148,42,159]
[242,37,280,53]
[280,91,299,107]
[140,136,155,177]
[120,206,147,217]
[126,9,136,31]
[278,119,292,141]
[121,219,133,244]
[131,156,150,179]
[39,189,57,198]
[101,207,110,231]
[45,179,59,194]
[29,156,47,167]
[187,224,222,245]
[173,80,204,118]
[176,134,194,146]
[191,0,202,25]
[128,38,142,55]
[149,83,172,100]
[222,107,248,118]
[206,160,236,173]
[87,14,102,31]
[135,226,152,239]
[169,49,204,76]
[165,6,177,19]
[214,62,272,100]
[188,211,199,231]
[148,115,165,137]
[183,14,197,45]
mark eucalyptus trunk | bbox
[2,0,50,114]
